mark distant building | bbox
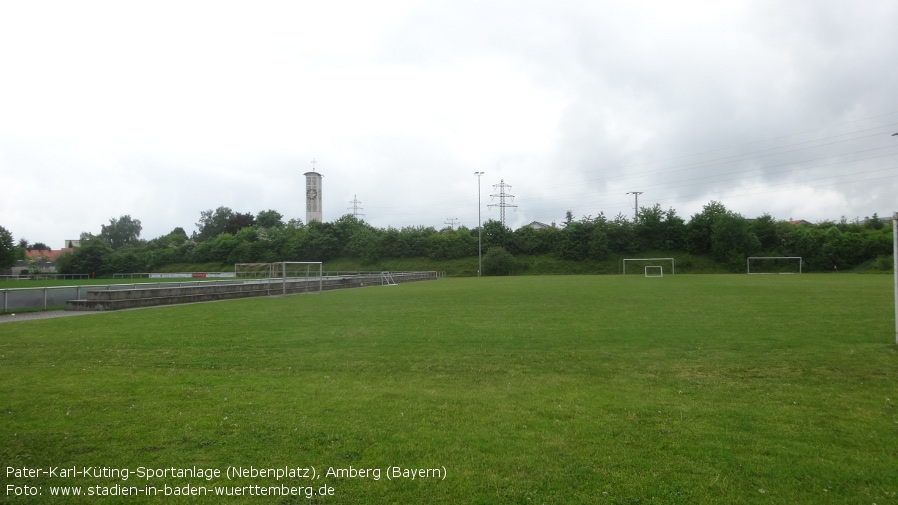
[65,239,81,248]
[788,219,810,226]
[11,248,73,275]
[523,221,552,230]
[304,168,323,223]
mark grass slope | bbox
[1,275,896,504]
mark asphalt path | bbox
[0,310,106,324]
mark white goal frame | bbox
[235,262,323,296]
[746,257,803,274]
[622,257,675,275]
[645,266,663,278]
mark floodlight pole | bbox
[893,211,897,345]
[892,132,898,344]
[475,171,485,277]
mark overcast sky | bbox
[2,0,898,248]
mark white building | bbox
[304,170,323,223]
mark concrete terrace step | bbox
[64,272,438,311]
[66,279,320,311]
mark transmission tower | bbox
[488,179,517,226]
[445,218,459,229]
[348,195,364,218]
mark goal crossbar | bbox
[622,258,675,275]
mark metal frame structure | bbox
[746,257,803,274]
[622,258,675,275]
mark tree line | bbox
[2,201,893,276]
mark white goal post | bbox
[622,258,675,275]
[235,262,323,296]
[644,266,663,278]
[746,257,803,274]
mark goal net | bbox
[235,262,323,295]
[622,258,675,275]
[746,257,802,274]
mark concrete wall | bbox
[63,272,438,311]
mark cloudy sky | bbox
[2,0,898,248]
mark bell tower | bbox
[304,158,323,223]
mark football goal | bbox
[746,257,803,274]
[644,266,663,278]
[235,262,323,296]
[622,257,675,275]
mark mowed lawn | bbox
[1,275,896,504]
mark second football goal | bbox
[622,258,675,275]
[746,257,803,274]
[235,261,323,296]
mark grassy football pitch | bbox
[1,274,897,504]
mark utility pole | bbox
[892,211,898,344]
[444,218,458,230]
[474,172,485,277]
[892,133,897,344]
[626,191,643,221]
[347,195,364,218]
[488,179,517,226]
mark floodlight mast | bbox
[475,172,485,277]
[892,132,897,344]
[893,211,897,344]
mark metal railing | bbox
[1,279,248,312]
[0,274,91,281]
[1,271,443,312]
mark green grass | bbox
[1,275,896,503]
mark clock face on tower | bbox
[307,188,318,200]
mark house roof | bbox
[25,248,73,262]
[523,221,552,230]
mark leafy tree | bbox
[100,215,143,249]
[750,213,780,252]
[512,226,542,255]
[167,227,189,244]
[425,225,476,261]
[588,220,611,260]
[557,220,592,260]
[482,219,513,251]
[687,201,730,254]
[256,209,284,229]
[195,207,234,241]
[606,213,637,253]
[636,204,665,250]
[56,238,113,276]
[17,238,29,249]
[562,210,574,228]
[482,246,517,275]
[30,242,50,251]
[297,222,341,261]
[0,225,16,268]
[710,212,760,268]
[821,228,869,270]
[662,207,687,250]
[224,212,256,234]
[864,213,885,230]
